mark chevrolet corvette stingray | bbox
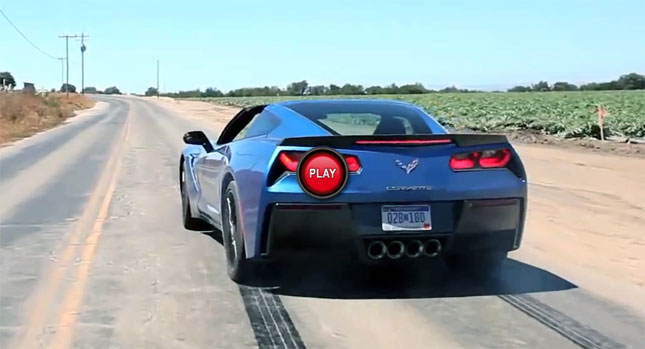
[179,100,527,283]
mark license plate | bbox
[381,205,432,231]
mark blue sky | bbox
[2,0,644,93]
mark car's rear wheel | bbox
[444,250,507,275]
[180,164,211,231]
[222,181,254,283]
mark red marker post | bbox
[597,105,608,141]
[297,148,349,199]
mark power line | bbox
[57,58,66,87]
[0,7,59,60]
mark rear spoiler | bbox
[279,134,509,148]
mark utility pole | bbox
[156,59,160,98]
[59,34,88,97]
[59,35,77,98]
[80,33,88,95]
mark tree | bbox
[60,83,76,93]
[580,81,619,90]
[579,73,645,91]
[225,88,244,97]
[156,72,645,98]
[177,89,201,98]
[552,82,578,91]
[339,83,364,95]
[384,83,399,94]
[531,81,550,92]
[267,86,283,96]
[203,87,223,97]
[223,86,283,97]
[308,85,328,95]
[507,85,531,92]
[286,80,308,95]
[327,84,341,95]
[83,86,98,93]
[0,72,16,90]
[365,86,385,94]
[579,82,598,91]
[104,86,121,95]
[440,86,460,93]
[616,73,645,90]
[145,87,158,96]
[398,83,428,94]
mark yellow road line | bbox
[13,116,130,349]
[50,119,130,349]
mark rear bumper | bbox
[257,198,525,261]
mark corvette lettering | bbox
[386,186,433,191]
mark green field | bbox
[192,90,645,139]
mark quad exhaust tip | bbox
[386,240,405,259]
[367,240,387,260]
[405,240,424,258]
[366,239,442,260]
[423,239,442,257]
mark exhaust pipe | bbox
[386,240,405,259]
[405,240,424,258]
[423,239,442,257]
[367,241,387,260]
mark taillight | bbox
[344,155,362,173]
[450,152,480,170]
[479,149,511,168]
[277,151,361,173]
[450,149,511,171]
[278,152,303,172]
[355,139,452,145]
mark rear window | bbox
[285,102,433,135]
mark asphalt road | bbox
[0,96,643,349]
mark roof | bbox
[270,98,429,123]
[274,98,415,108]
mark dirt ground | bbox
[151,97,645,306]
[0,92,96,144]
[506,130,645,158]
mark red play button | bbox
[297,148,349,199]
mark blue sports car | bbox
[179,99,527,283]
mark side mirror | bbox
[183,131,214,152]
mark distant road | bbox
[0,95,643,349]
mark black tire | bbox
[181,164,211,231]
[222,181,254,283]
[444,250,508,275]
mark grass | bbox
[0,92,96,144]
[190,90,645,139]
